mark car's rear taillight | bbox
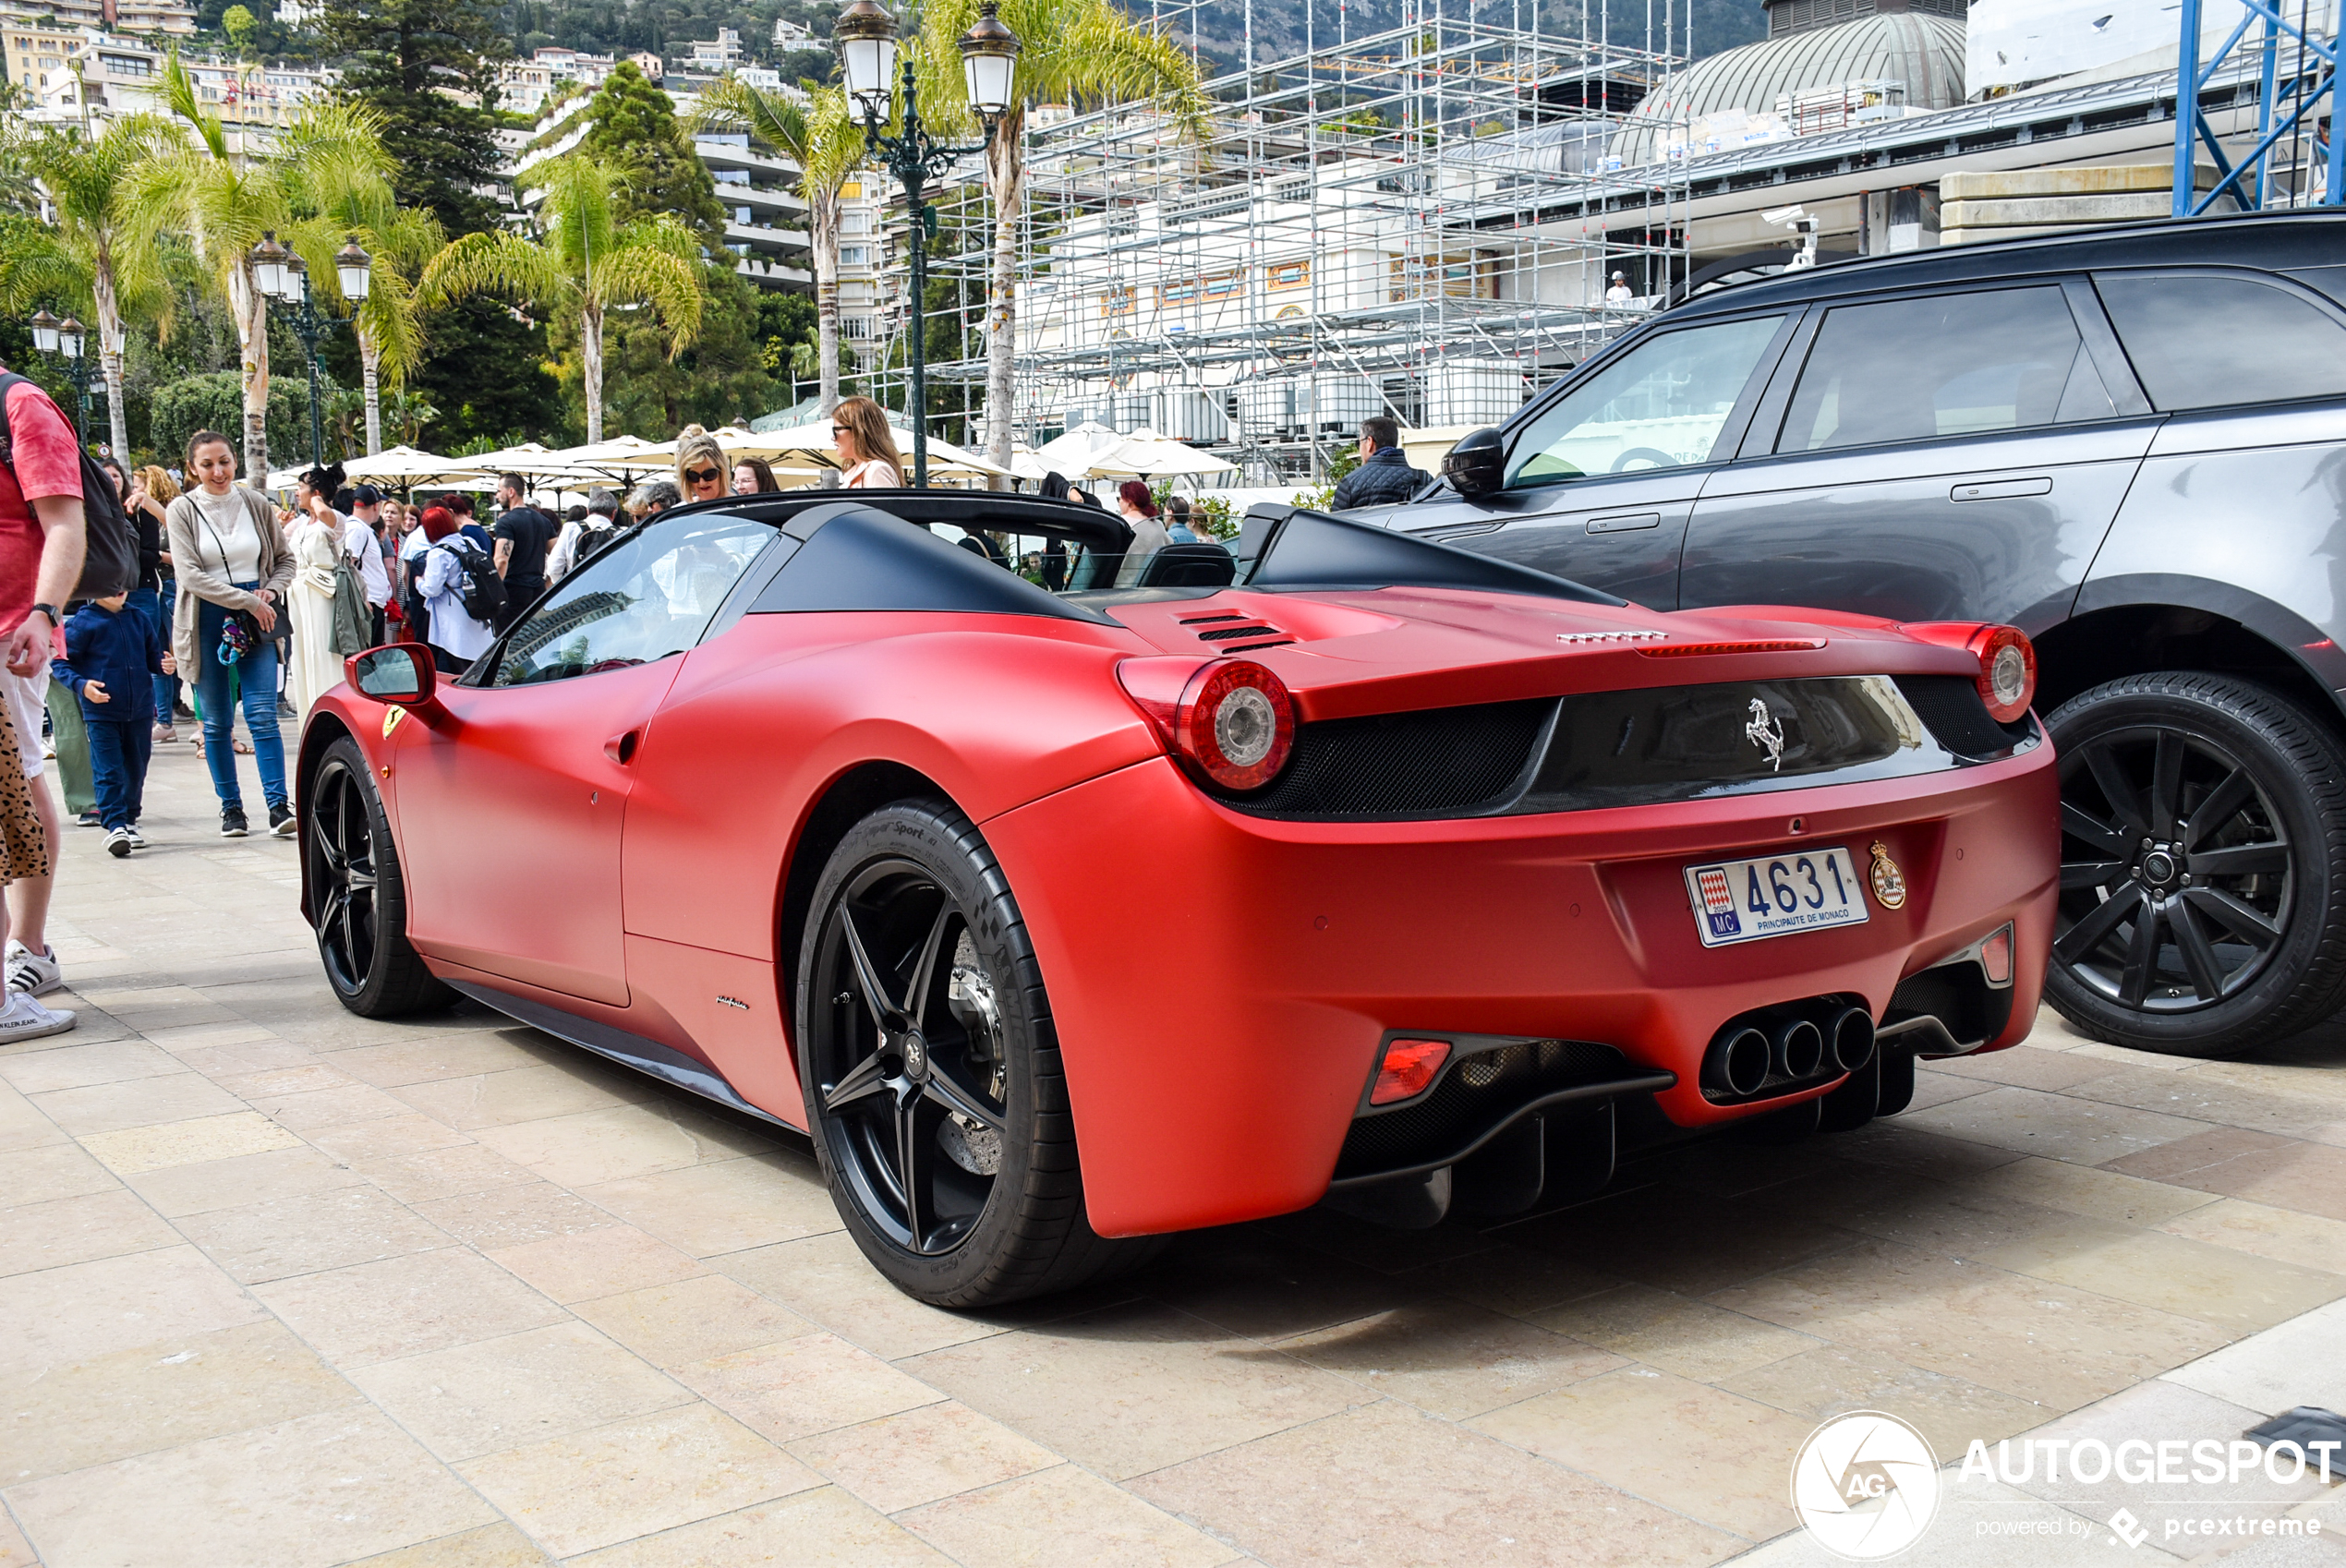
[1898,621,2038,723]
[1971,626,2037,723]
[1115,656,1296,793]
[1178,660,1294,791]
[1371,1038,1451,1104]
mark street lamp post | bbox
[248,230,370,471]
[29,308,97,452]
[836,0,1021,488]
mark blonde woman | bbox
[675,428,730,505]
[832,396,905,488]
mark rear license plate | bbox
[1685,847,1871,947]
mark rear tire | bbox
[795,799,1163,1308]
[307,735,453,1018]
[2044,672,2346,1056]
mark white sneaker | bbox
[124,825,147,849]
[104,827,132,859]
[5,940,61,995]
[0,989,73,1042]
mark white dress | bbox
[284,514,343,719]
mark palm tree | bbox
[420,153,704,445]
[2,115,179,456]
[128,50,396,478]
[286,202,444,455]
[691,80,863,416]
[914,0,1209,479]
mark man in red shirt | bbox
[0,372,87,1039]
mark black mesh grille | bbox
[1336,1039,1626,1180]
[1894,675,2034,758]
[1217,698,1553,818]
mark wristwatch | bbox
[28,603,58,630]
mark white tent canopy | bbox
[1029,421,1238,480]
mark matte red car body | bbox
[301,584,2058,1238]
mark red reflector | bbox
[1980,923,2014,986]
[1371,1038,1452,1104]
[1637,638,1827,658]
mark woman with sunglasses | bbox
[832,396,904,488]
[676,429,730,505]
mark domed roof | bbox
[1612,12,1965,167]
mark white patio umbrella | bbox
[339,445,497,489]
[746,419,1012,482]
[1093,433,1240,478]
[1033,421,1124,473]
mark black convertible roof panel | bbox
[747,501,1114,622]
[1240,505,1625,606]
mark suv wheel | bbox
[2045,672,2346,1056]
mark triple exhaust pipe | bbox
[1701,999,1875,1101]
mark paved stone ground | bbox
[1,736,2343,1566]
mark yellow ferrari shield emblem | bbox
[1868,840,1907,910]
[382,706,405,739]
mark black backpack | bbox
[435,538,507,623]
[0,370,139,599]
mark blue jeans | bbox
[85,716,151,831]
[193,588,287,812]
[128,585,170,725]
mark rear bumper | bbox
[983,743,2058,1237]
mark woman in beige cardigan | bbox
[164,430,296,839]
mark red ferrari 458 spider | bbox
[302,494,2056,1306]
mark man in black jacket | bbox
[1329,416,1430,510]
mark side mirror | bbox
[1442,427,1506,499]
[345,644,441,712]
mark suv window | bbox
[2096,271,2346,411]
[1778,285,2113,453]
[490,512,776,686]
[1506,314,1784,487]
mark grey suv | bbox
[1387,212,2346,1058]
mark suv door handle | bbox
[1951,476,2052,502]
[1587,512,1663,534]
[605,730,641,765]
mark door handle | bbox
[1951,476,2052,502]
[1586,512,1663,534]
[605,730,640,765]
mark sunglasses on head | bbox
[684,466,721,485]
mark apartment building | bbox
[685,27,743,74]
[3,20,83,93]
[695,128,813,291]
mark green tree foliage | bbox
[333,296,565,452]
[578,62,726,245]
[571,65,781,435]
[222,5,257,50]
[312,0,511,235]
[149,368,311,466]
[421,152,702,443]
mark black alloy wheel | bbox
[306,736,452,1018]
[2046,673,2346,1057]
[798,801,1159,1307]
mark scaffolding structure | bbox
[865,0,1692,482]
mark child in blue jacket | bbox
[53,592,175,857]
